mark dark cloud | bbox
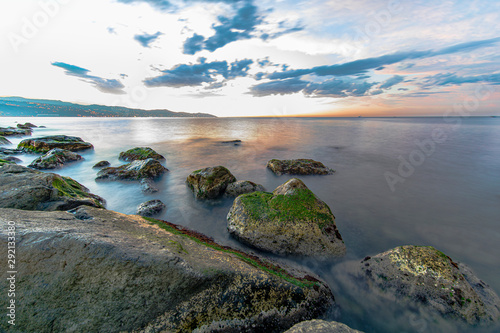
[144,57,253,88]
[379,75,404,89]
[422,72,500,87]
[134,31,163,47]
[265,37,500,80]
[52,62,125,94]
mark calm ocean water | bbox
[3,116,500,332]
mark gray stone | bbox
[140,178,159,193]
[227,178,345,257]
[0,126,32,137]
[186,166,236,199]
[0,164,105,211]
[0,207,334,333]
[93,160,111,168]
[0,136,11,145]
[136,199,166,216]
[225,180,265,197]
[29,148,82,169]
[285,320,364,333]
[267,159,334,176]
[96,158,168,181]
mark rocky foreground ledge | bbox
[0,207,334,333]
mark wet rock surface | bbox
[225,180,265,197]
[28,148,82,169]
[0,164,105,211]
[0,207,334,333]
[186,166,236,199]
[136,199,166,216]
[93,160,111,168]
[18,135,93,153]
[227,178,345,257]
[119,147,165,161]
[267,159,334,176]
[96,158,168,181]
[284,320,364,333]
[0,126,32,136]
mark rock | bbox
[39,125,47,128]
[221,139,242,143]
[228,178,345,257]
[96,158,168,181]
[0,147,23,155]
[0,158,15,166]
[346,246,500,326]
[0,164,105,211]
[28,148,83,169]
[119,147,165,161]
[0,136,11,145]
[93,160,111,168]
[140,178,159,193]
[0,155,21,164]
[225,180,265,197]
[186,166,236,199]
[136,199,166,216]
[18,135,93,153]
[0,126,32,136]
[17,122,38,129]
[0,207,334,333]
[285,320,364,333]
[267,159,334,176]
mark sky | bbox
[1,0,499,117]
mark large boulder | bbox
[336,246,500,327]
[267,159,334,176]
[0,164,105,211]
[18,135,93,153]
[0,126,32,136]
[186,166,236,199]
[0,207,334,333]
[96,158,168,181]
[119,147,165,161]
[227,178,345,257]
[136,199,166,216]
[225,180,265,197]
[28,148,82,169]
[285,320,364,333]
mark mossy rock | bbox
[227,178,345,257]
[0,136,11,145]
[0,127,32,137]
[186,166,236,199]
[0,164,105,210]
[18,135,93,153]
[119,147,165,162]
[0,158,14,166]
[96,158,168,181]
[285,319,364,332]
[267,159,334,176]
[355,245,500,325]
[29,148,83,169]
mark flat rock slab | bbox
[227,178,345,257]
[18,135,93,153]
[0,207,334,333]
[267,159,334,176]
[29,148,83,169]
[119,147,165,161]
[0,164,104,211]
[96,158,168,181]
[285,320,364,333]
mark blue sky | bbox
[1,0,499,116]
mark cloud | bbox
[249,78,308,96]
[52,62,125,94]
[379,75,405,89]
[422,72,500,87]
[134,31,163,47]
[144,57,253,88]
[116,0,172,11]
[264,37,500,80]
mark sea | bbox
[2,116,500,332]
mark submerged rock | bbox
[0,136,11,145]
[0,126,31,136]
[93,160,111,168]
[29,148,82,169]
[0,207,334,332]
[186,166,236,199]
[340,246,500,326]
[267,159,334,176]
[285,320,364,333]
[136,199,166,216]
[119,147,165,162]
[17,122,38,129]
[96,158,168,181]
[227,178,345,257]
[18,135,93,153]
[225,180,265,197]
[0,164,105,211]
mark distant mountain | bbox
[0,97,216,118]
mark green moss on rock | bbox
[119,147,165,161]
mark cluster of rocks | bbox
[186,165,265,200]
